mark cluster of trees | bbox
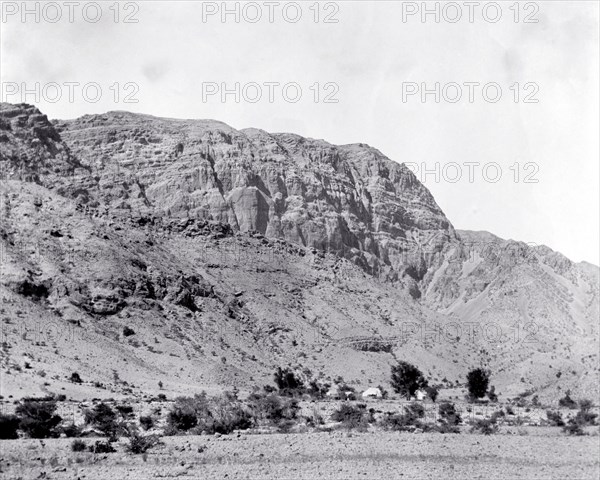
[390,361,495,403]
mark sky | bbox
[1,1,598,264]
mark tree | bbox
[426,386,439,402]
[84,402,120,440]
[466,368,490,400]
[15,400,62,438]
[273,367,304,395]
[390,361,428,399]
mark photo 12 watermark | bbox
[401,82,540,104]
[0,81,140,104]
[198,1,340,24]
[0,1,140,23]
[404,161,540,184]
[400,1,539,24]
[201,81,340,104]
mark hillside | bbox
[0,102,597,403]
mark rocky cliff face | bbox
[48,109,454,286]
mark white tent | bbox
[362,387,382,398]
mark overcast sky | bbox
[1,1,598,264]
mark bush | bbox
[247,391,298,429]
[84,403,120,440]
[15,400,62,438]
[406,402,425,419]
[466,368,490,400]
[116,405,134,419]
[469,418,498,435]
[70,372,83,383]
[123,326,136,337]
[563,418,586,435]
[438,402,462,426]
[425,386,439,402]
[0,414,20,439]
[167,392,254,435]
[487,385,498,402]
[546,410,565,427]
[89,440,116,453]
[390,361,428,399]
[558,390,578,409]
[331,403,372,431]
[574,401,597,426]
[63,423,83,438]
[273,367,304,396]
[127,431,160,454]
[139,415,154,431]
[380,411,421,432]
[71,439,86,452]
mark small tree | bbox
[15,400,62,438]
[84,402,120,440]
[466,368,490,400]
[273,367,304,395]
[425,386,439,402]
[390,361,428,399]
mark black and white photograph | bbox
[0,1,599,478]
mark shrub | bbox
[116,405,134,419]
[127,431,160,454]
[273,367,304,396]
[70,372,83,384]
[0,413,20,439]
[563,417,586,435]
[545,410,564,426]
[63,423,83,437]
[574,401,597,426]
[390,361,428,399]
[558,390,578,409]
[15,400,62,438]
[425,386,439,402]
[139,415,154,431]
[84,402,120,440]
[247,392,298,428]
[331,403,371,431]
[469,418,498,435]
[89,440,116,453]
[167,396,201,432]
[167,392,254,435]
[380,411,421,432]
[406,402,425,419]
[438,402,462,426]
[487,385,498,402]
[466,368,490,400]
[123,326,135,337]
[71,439,86,452]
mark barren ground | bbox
[1,429,598,480]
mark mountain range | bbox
[0,102,597,403]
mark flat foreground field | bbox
[1,430,598,480]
